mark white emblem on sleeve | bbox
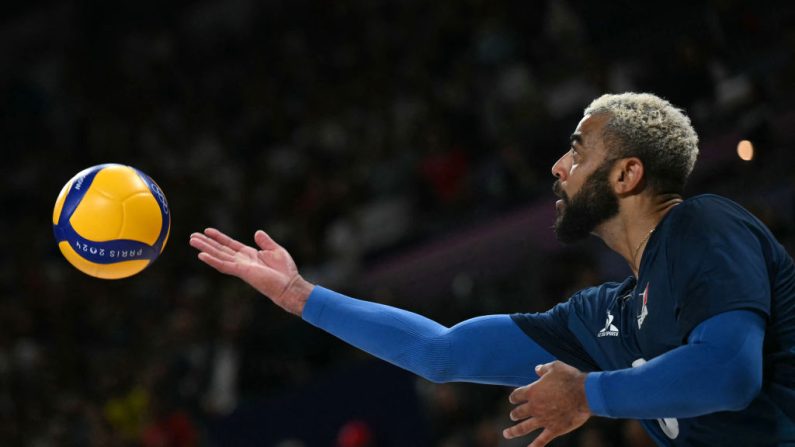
[632,358,679,439]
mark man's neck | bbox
[596,194,683,276]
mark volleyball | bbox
[52,164,171,279]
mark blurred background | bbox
[3,0,795,445]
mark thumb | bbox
[254,230,280,251]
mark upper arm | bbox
[687,309,765,407]
[585,309,765,418]
[670,200,772,337]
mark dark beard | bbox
[553,160,619,243]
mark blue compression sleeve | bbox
[585,310,764,418]
[302,286,554,386]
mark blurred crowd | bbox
[2,0,795,445]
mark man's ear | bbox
[613,157,644,195]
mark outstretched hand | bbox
[189,228,313,315]
[503,361,591,447]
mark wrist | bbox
[576,371,592,416]
[584,372,608,416]
[281,275,314,316]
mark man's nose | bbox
[551,153,568,181]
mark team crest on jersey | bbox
[637,282,650,329]
[598,310,620,337]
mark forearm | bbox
[302,286,554,386]
[585,310,764,419]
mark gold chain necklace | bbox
[632,228,655,269]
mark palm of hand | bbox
[189,228,298,302]
[238,245,297,298]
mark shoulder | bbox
[667,194,748,226]
[514,279,632,323]
[567,278,634,315]
[662,194,768,244]
[657,193,779,290]
[576,280,634,300]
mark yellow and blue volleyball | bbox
[52,164,171,279]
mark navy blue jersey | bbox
[512,194,795,446]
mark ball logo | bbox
[110,248,145,258]
[148,179,169,215]
[73,241,146,260]
[75,241,106,257]
[74,174,86,191]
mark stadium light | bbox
[737,140,754,161]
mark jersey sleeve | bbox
[668,198,772,338]
[585,309,765,418]
[511,294,600,372]
[303,286,554,386]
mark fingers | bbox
[189,234,236,262]
[191,232,237,256]
[197,252,238,276]
[535,361,554,377]
[509,385,530,404]
[502,417,542,440]
[528,428,556,447]
[503,419,558,447]
[204,227,247,252]
[254,230,280,251]
[510,402,533,422]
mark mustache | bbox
[552,180,568,202]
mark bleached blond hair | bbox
[584,92,699,195]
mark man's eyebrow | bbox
[569,133,583,146]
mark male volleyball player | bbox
[190,93,795,446]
